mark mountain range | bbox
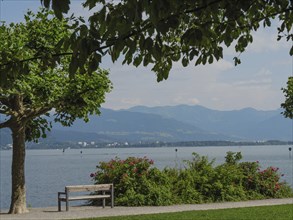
[128,105,292,141]
[0,105,292,145]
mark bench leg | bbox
[111,198,114,208]
[111,187,114,208]
[102,191,105,208]
[66,200,69,211]
[102,198,105,208]
[58,199,61,212]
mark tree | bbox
[281,77,293,118]
[1,0,292,82]
[0,10,112,214]
[4,0,290,81]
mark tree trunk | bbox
[9,123,28,214]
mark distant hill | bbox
[128,105,292,141]
[1,105,292,147]
[51,108,229,142]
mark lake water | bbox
[1,145,292,210]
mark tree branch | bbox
[0,109,8,114]
[24,106,52,120]
[0,52,74,70]
[0,118,13,129]
[0,96,10,107]
[183,0,225,14]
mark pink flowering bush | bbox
[240,162,292,198]
[91,156,172,206]
[91,153,292,206]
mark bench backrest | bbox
[65,184,113,193]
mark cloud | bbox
[232,78,272,87]
[173,97,200,105]
[247,30,287,53]
[120,98,142,106]
[255,68,272,77]
[230,68,273,87]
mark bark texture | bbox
[9,123,28,214]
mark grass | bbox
[76,204,293,220]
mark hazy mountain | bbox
[51,108,229,142]
[1,105,291,146]
[128,105,292,141]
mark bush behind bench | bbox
[91,152,293,206]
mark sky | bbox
[1,0,292,111]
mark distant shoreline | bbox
[1,140,292,150]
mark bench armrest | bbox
[58,192,66,198]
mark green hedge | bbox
[90,152,292,206]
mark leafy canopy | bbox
[281,77,293,119]
[37,0,293,82]
[0,9,112,142]
[1,1,292,83]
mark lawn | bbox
[76,204,293,220]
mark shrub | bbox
[91,152,293,206]
[91,156,173,206]
[212,164,247,201]
[239,160,293,198]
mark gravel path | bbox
[0,198,292,220]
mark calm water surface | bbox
[1,145,292,210]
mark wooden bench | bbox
[58,184,114,211]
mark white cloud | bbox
[173,97,200,105]
[232,78,272,87]
[248,30,287,53]
[120,98,142,106]
[255,68,272,77]
[230,68,273,88]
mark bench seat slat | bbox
[66,184,112,192]
[59,195,110,201]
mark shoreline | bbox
[1,198,292,220]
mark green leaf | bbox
[233,57,241,65]
[83,0,97,10]
[189,49,199,60]
[133,56,142,67]
[52,0,70,19]
[167,15,179,29]
[208,55,213,64]
[89,53,101,73]
[143,54,152,66]
[152,43,162,60]
[144,37,153,50]
[182,57,189,67]
[195,56,202,66]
